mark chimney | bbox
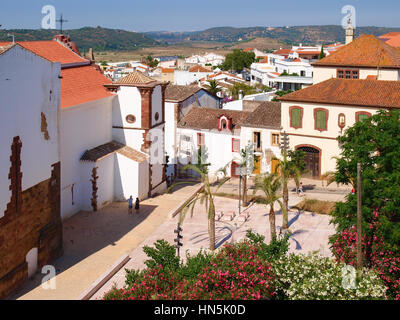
[345,18,354,45]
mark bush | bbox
[331,218,400,300]
[142,239,180,271]
[272,253,387,300]
[245,230,289,261]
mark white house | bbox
[164,84,221,177]
[185,52,225,67]
[240,102,282,175]
[174,65,213,85]
[176,108,250,178]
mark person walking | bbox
[128,196,133,214]
[135,197,140,214]
[298,182,304,196]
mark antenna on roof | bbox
[56,13,68,34]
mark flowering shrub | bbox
[186,242,275,300]
[104,235,277,300]
[272,253,387,300]
[331,224,400,300]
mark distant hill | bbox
[147,25,400,45]
[0,27,158,52]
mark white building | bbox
[164,84,221,177]
[174,65,213,85]
[185,52,225,67]
[0,42,63,298]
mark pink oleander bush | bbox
[331,211,400,300]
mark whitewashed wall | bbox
[96,154,115,209]
[60,96,114,219]
[151,85,163,127]
[0,45,60,217]
[177,128,241,177]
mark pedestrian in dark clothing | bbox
[135,197,140,214]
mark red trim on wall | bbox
[232,138,240,152]
[197,132,205,147]
[289,106,304,129]
[313,107,329,132]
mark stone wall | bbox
[0,137,63,299]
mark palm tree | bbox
[274,154,291,230]
[236,148,251,206]
[168,147,229,251]
[253,173,283,240]
[204,80,222,97]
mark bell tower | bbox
[346,18,354,45]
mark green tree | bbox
[144,55,158,68]
[287,149,307,193]
[204,79,222,96]
[272,90,293,102]
[229,82,257,100]
[253,173,283,240]
[329,109,400,258]
[221,49,255,73]
[273,148,305,230]
[319,45,326,59]
[169,146,229,251]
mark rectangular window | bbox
[232,138,240,152]
[290,108,302,128]
[357,113,370,122]
[271,133,280,146]
[315,110,327,130]
[253,132,261,149]
[337,69,359,79]
[197,133,205,146]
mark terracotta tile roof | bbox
[15,41,88,65]
[165,84,201,102]
[61,65,113,108]
[383,36,400,48]
[242,100,264,112]
[114,71,157,85]
[273,49,291,56]
[279,78,400,109]
[243,48,254,52]
[178,107,250,130]
[297,51,320,55]
[189,65,212,73]
[240,101,281,129]
[312,35,400,69]
[161,67,175,73]
[81,141,147,162]
[379,32,400,39]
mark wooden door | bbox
[253,156,261,174]
[271,159,280,175]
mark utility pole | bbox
[356,163,363,270]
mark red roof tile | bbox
[280,78,400,109]
[189,65,212,73]
[14,41,88,65]
[61,65,113,108]
[273,49,291,56]
[313,35,400,69]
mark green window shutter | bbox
[358,114,369,122]
[291,108,301,127]
[316,110,326,130]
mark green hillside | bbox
[0,27,159,52]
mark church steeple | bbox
[346,18,354,45]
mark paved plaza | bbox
[9,183,202,300]
[91,194,335,300]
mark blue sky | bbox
[0,0,399,31]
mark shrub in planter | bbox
[272,253,387,300]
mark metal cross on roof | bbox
[56,14,68,33]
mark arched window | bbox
[314,108,329,131]
[289,106,303,129]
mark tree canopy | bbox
[330,109,400,255]
[221,49,255,73]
